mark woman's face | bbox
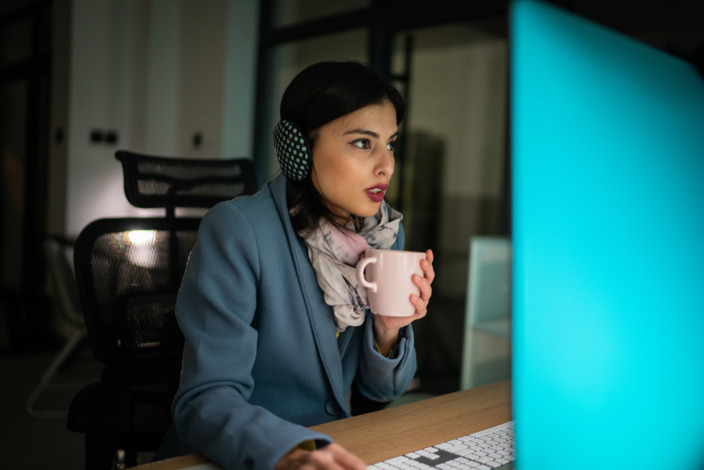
[310,100,398,223]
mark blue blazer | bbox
[161,175,417,470]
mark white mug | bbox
[355,249,426,317]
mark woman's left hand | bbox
[372,249,435,356]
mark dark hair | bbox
[280,61,405,236]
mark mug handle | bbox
[355,257,378,293]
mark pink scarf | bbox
[302,202,402,332]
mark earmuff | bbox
[273,119,312,181]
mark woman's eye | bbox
[387,140,397,152]
[351,139,371,149]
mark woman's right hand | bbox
[275,443,367,469]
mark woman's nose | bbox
[375,149,395,177]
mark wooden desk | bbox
[135,380,511,469]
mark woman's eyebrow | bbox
[344,129,399,140]
[344,129,379,138]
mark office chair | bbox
[68,151,257,469]
[460,236,512,390]
[67,217,199,469]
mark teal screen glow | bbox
[511,1,704,468]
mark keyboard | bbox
[368,421,515,469]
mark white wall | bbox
[65,0,140,236]
[56,0,258,237]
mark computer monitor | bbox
[510,1,704,469]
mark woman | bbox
[158,61,435,469]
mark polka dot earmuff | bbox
[273,119,312,181]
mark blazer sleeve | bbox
[171,202,331,470]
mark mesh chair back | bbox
[74,217,200,364]
[116,150,257,210]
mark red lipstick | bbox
[365,183,388,203]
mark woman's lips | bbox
[365,183,388,203]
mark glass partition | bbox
[391,23,510,393]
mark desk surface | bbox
[135,380,511,469]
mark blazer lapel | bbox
[270,176,347,405]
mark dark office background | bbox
[1,0,702,469]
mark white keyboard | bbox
[368,421,515,470]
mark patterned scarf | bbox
[302,202,402,332]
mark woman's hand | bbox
[275,443,366,470]
[372,249,435,356]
